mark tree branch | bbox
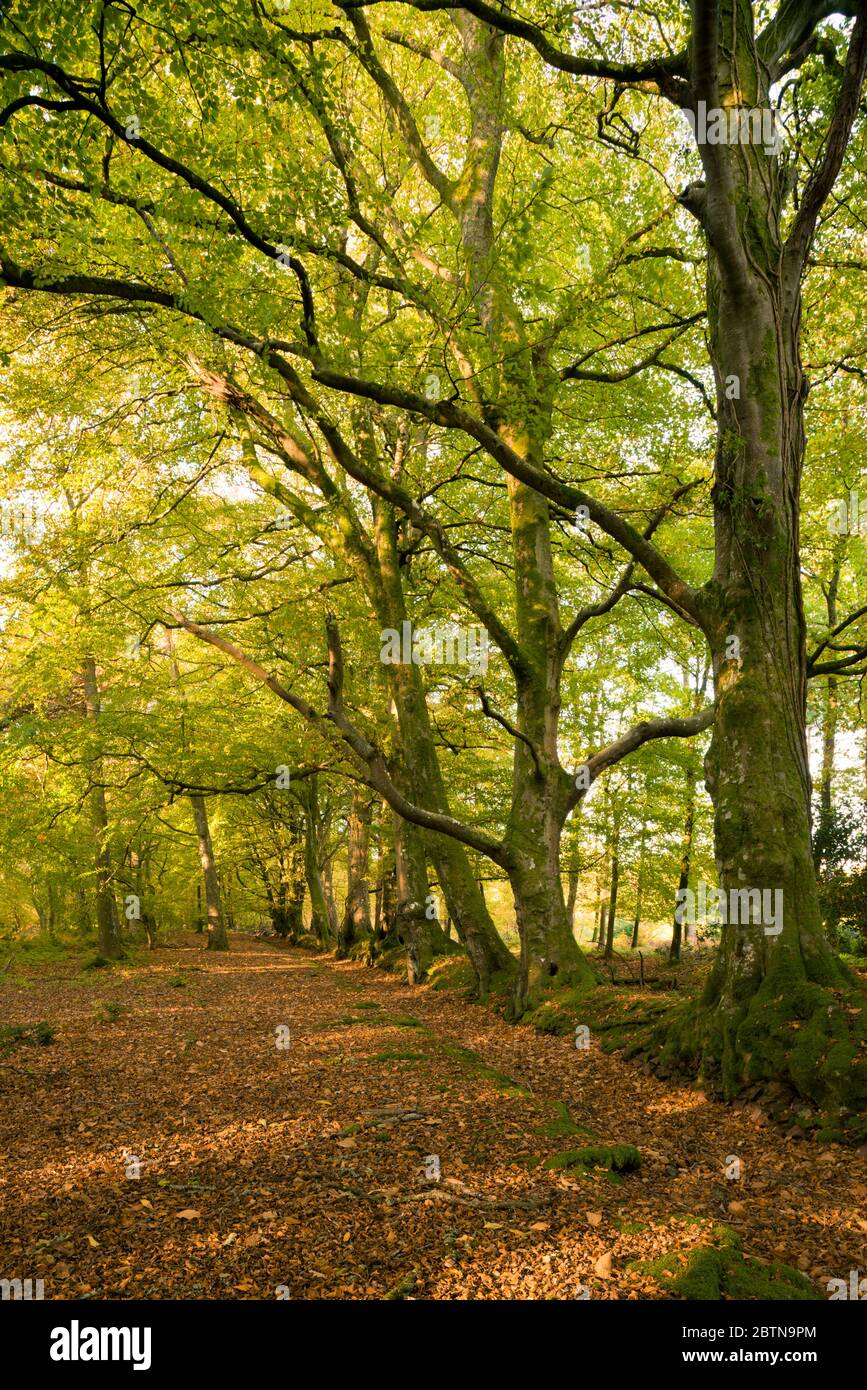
[168,611,511,866]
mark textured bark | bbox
[190,794,228,951]
[604,846,619,960]
[371,494,514,992]
[82,657,123,960]
[337,787,373,957]
[670,767,696,964]
[656,1,867,1104]
[303,808,331,947]
[814,568,840,871]
[566,866,580,929]
[630,822,647,949]
[392,807,448,985]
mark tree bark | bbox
[190,794,228,950]
[82,657,123,960]
[604,843,619,960]
[657,2,866,1104]
[392,806,448,984]
[337,787,373,957]
[670,767,696,964]
[371,492,515,992]
[631,821,647,949]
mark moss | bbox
[371,1049,426,1062]
[642,956,867,1119]
[634,1228,820,1301]
[427,956,477,994]
[535,1100,594,1140]
[523,1001,575,1035]
[0,1020,55,1051]
[337,1012,424,1029]
[82,954,113,971]
[544,1143,642,1174]
[93,1000,126,1023]
[523,981,670,1047]
[384,1270,419,1300]
[438,1040,531,1097]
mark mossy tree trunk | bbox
[190,794,228,951]
[604,842,619,961]
[82,657,123,961]
[659,0,867,1108]
[370,491,515,992]
[813,563,841,873]
[337,787,373,958]
[631,819,647,949]
[294,779,332,947]
[670,766,696,965]
[392,805,448,984]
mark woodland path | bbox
[0,936,863,1300]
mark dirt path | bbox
[0,936,863,1300]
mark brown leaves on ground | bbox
[0,935,863,1300]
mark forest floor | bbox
[0,933,864,1300]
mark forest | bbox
[0,0,865,1316]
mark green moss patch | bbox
[0,1020,55,1052]
[370,1049,427,1062]
[544,1143,642,1174]
[535,1100,594,1140]
[632,1226,820,1301]
[439,1041,531,1097]
[646,964,867,1119]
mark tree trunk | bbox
[131,846,157,949]
[372,495,514,993]
[658,9,865,1107]
[670,767,696,964]
[321,854,339,940]
[631,822,647,950]
[504,645,594,1013]
[604,848,619,960]
[566,866,579,928]
[190,794,228,950]
[82,657,123,960]
[302,802,331,947]
[814,567,840,873]
[391,793,448,985]
[337,788,373,957]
